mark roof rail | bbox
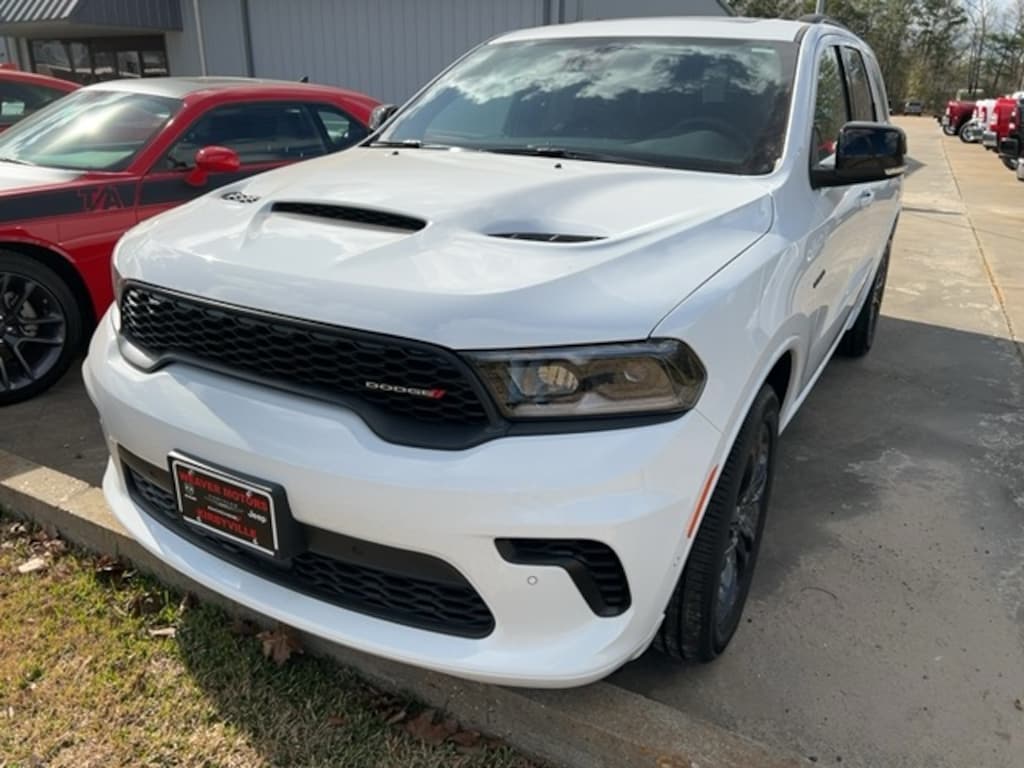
[797,14,848,29]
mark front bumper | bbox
[83,312,723,687]
[983,130,999,149]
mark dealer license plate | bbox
[170,453,284,557]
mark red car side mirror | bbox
[186,145,240,187]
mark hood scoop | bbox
[271,201,426,232]
[489,232,606,244]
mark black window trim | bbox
[808,42,852,175]
[839,45,876,122]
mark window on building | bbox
[165,102,329,169]
[30,37,168,84]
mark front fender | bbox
[652,233,809,454]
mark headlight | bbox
[467,339,705,419]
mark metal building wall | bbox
[245,0,548,103]
[168,0,731,103]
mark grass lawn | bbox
[0,514,540,768]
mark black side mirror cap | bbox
[812,122,908,188]
[369,103,399,132]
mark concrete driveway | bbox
[1,118,1021,768]
[613,118,1024,767]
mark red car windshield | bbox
[0,88,180,171]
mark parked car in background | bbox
[941,99,975,138]
[981,95,1019,160]
[0,77,378,403]
[85,16,904,687]
[0,68,77,132]
[997,96,1024,174]
[904,99,924,115]
[962,98,996,142]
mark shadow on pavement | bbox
[612,314,1024,768]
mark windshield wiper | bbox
[480,146,663,168]
[0,156,36,166]
[367,139,456,150]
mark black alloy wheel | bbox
[655,384,779,662]
[0,253,83,405]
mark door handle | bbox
[858,189,876,208]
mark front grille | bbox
[271,201,426,231]
[496,539,631,617]
[119,284,493,448]
[123,459,495,638]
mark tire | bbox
[958,122,973,142]
[1001,156,1019,172]
[942,124,956,136]
[655,385,779,663]
[837,242,890,358]
[0,252,84,406]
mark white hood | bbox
[117,147,774,349]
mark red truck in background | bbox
[941,99,975,138]
[981,94,1024,167]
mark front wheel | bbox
[0,253,84,406]
[942,123,956,136]
[655,385,779,662]
[1001,156,1019,172]
[959,122,974,142]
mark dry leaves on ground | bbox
[230,617,260,637]
[16,556,48,574]
[93,554,127,585]
[257,623,304,666]
[400,708,488,753]
[404,709,459,746]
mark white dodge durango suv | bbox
[84,16,904,687]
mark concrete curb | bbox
[0,448,805,768]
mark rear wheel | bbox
[837,242,890,358]
[942,123,956,136]
[655,385,779,662]
[958,122,973,142]
[0,253,83,406]
[1001,156,1019,172]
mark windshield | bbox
[381,37,798,175]
[0,89,180,171]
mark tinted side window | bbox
[811,46,849,166]
[165,102,326,168]
[311,105,367,151]
[0,82,67,127]
[841,47,875,121]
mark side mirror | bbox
[186,145,240,187]
[812,122,907,188]
[368,103,398,132]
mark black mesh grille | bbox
[271,201,426,231]
[119,284,492,447]
[496,538,630,616]
[124,462,495,638]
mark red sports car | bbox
[0,77,378,403]
[0,68,78,133]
